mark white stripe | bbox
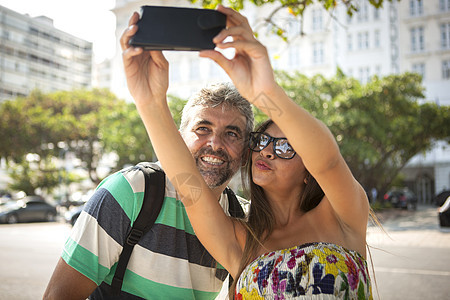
[72,212,224,292]
[122,168,145,194]
[164,176,178,199]
[70,212,122,268]
[376,267,450,276]
[128,244,224,292]
[123,164,179,199]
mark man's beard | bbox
[193,147,241,188]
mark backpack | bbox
[110,162,245,295]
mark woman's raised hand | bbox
[120,12,169,106]
[200,5,278,102]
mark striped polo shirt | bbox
[62,164,243,299]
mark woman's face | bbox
[251,124,307,193]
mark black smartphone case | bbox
[129,6,226,51]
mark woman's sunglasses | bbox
[249,132,296,159]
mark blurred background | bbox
[0,0,449,299]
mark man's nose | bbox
[207,133,225,151]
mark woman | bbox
[121,5,372,299]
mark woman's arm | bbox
[202,6,369,235]
[120,12,244,277]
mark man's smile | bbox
[201,155,225,166]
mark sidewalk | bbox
[367,205,450,248]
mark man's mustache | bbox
[195,147,230,163]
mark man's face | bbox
[181,105,247,189]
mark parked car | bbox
[438,196,450,227]
[0,196,57,224]
[64,205,84,226]
[384,188,418,210]
[433,190,450,207]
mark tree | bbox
[190,0,393,13]
[0,89,189,195]
[275,70,450,199]
[190,0,397,40]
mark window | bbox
[440,0,450,11]
[312,9,323,31]
[409,0,424,16]
[169,63,181,82]
[346,13,352,24]
[374,30,380,48]
[375,65,381,76]
[357,32,369,49]
[189,60,200,80]
[443,60,450,79]
[411,26,425,52]
[347,68,353,77]
[412,63,425,79]
[357,0,369,22]
[209,62,222,78]
[347,34,353,51]
[313,42,324,64]
[287,16,301,36]
[374,7,380,20]
[288,46,300,68]
[358,67,370,83]
[441,23,450,49]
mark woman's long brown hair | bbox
[229,119,325,297]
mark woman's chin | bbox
[252,176,272,188]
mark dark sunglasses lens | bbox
[275,139,295,159]
[249,133,269,151]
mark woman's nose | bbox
[259,143,275,159]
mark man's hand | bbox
[120,12,169,107]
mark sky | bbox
[0,0,117,63]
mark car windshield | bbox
[0,201,22,212]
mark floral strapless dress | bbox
[235,242,372,299]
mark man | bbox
[43,12,253,300]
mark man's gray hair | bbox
[180,82,254,139]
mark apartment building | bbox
[0,5,93,103]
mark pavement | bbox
[367,204,450,248]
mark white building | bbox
[108,0,450,202]
[0,5,93,103]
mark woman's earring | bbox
[303,174,309,185]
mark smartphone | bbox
[129,6,226,51]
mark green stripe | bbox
[97,172,144,223]
[155,196,195,235]
[62,237,111,285]
[104,268,219,300]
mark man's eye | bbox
[226,131,240,139]
[195,127,210,134]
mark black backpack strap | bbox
[225,187,245,219]
[111,162,165,295]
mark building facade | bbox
[109,0,449,202]
[0,5,93,103]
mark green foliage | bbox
[168,95,188,128]
[7,158,62,196]
[190,0,395,13]
[189,0,395,39]
[0,88,191,195]
[274,70,449,197]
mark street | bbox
[0,205,449,299]
[367,205,450,299]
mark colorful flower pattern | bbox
[235,242,373,299]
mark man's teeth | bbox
[202,156,224,165]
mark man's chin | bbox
[201,173,228,189]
